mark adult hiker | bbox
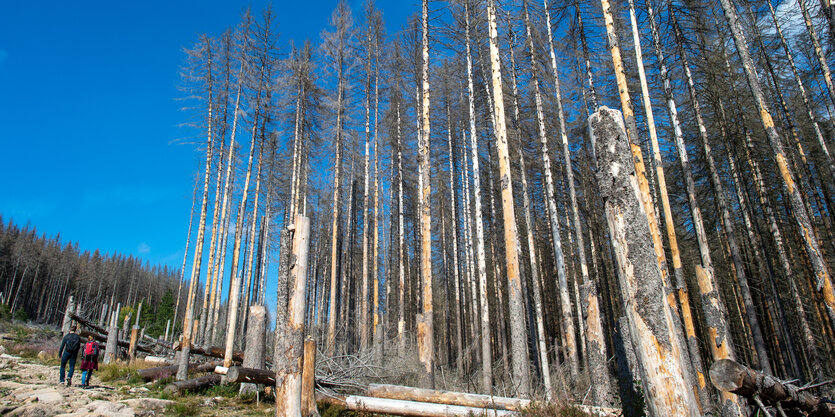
[80,335,99,388]
[58,325,81,386]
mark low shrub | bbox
[167,400,200,417]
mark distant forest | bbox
[0,216,181,335]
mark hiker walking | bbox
[80,335,99,388]
[58,325,81,386]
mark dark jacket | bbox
[59,332,81,357]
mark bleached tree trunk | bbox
[644,2,710,407]
[521,0,576,381]
[591,106,701,417]
[718,0,835,342]
[507,39,552,399]
[542,1,609,393]
[396,101,407,359]
[461,138,480,372]
[417,0,435,389]
[223,79,264,367]
[360,20,373,353]
[372,35,383,357]
[178,36,216,381]
[485,0,529,397]
[326,15,348,357]
[462,0,492,392]
[444,98,463,375]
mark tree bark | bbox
[240,305,266,394]
[276,215,311,417]
[591,106,701,417]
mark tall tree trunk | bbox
[645,2,709,407]
[798,0,835,113]
[223,79,264,367]
[463,0,492,392]
[445,97,463,376]
[507,39,552,399]
[485,0,529,397]
[521,0,576,383]
[360,21,373,353]
[417,0,435,389]
[178,37,215,381]
[396,100,407,358]
[543,0,609,398]
[326,24,347,357]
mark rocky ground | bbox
[0,350,174,416]
[0,323,274,417]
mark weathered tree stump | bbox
[301,337,316,416]
[240,305,267,394]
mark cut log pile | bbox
[137,361,222,382]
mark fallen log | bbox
[163,374,222,395]
[710,359,835,417]
[226,366,276,385]
[173,342,244,362]
[70,312,107,335]
[142,334,173,350]
[366,384,530,412]
[137,361,221,382]
[323,394,516,417]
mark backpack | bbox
[84,341,95,356]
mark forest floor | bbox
[0,320,274,416]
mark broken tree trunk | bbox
[226,366,275,385]
[61,296,74,336]
[591,106,701,417]
[164,374,222,395]
[138,361,221,382]
[276,215,311,417]
[70,312,107,335]
[240,305,267,394]
[710,359,835,416]
[104,324,118,364]
[128,326,139,360]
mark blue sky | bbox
[0,0,414,269]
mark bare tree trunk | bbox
[591,106,701,417]
[521,0,576,383]
[719,0,835,341]
[396,101,407,358]
[798,0,835,112]
[462,0,492,392]
[326,16,347,357]
[485,0,529,397]
[445,97,463,375]
[644,3,711,407]
[174,181,198,333]
[360,20,373,353]
[275,216,311,417]
[178,37,216,381]
[417,0,434,389]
